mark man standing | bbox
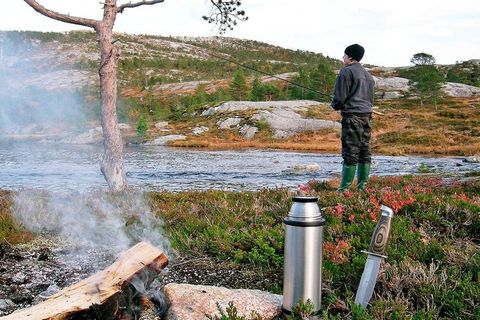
[331,44,375,191]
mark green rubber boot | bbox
[337,163,357,192]
[357,162,371,190]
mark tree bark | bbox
[24,0,128,191]
[97,1,127,191]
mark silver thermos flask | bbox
[282,196,325,315]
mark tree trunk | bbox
[97,2,127,191]
[23,0,246,192]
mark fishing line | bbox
[204,38,384,115]
[194,37,335,100]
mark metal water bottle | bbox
[282,196,325,315]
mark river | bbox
[0,141,478,192]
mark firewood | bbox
[0,241,168,320]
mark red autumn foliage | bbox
[324,239,350,264]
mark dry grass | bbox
[148,96,480,156]
[0,191,32,244]
[171,128,340,152]
[373,98,480,155]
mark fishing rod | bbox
[200,38,384,115]
[206,48,334,100]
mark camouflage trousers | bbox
[341,114,372,165]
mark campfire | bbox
[0,242,168,320]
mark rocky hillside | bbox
[2,30,478,102]
[0,30,338,137]
[0,31,479,156]
[0,30,337,91]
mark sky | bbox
[1,0,479,67]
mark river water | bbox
[0,141,478,192]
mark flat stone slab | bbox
[164,283,282,320]
[202,100,322,116]
[145,135,187,145]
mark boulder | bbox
[192,126,209,135]
[163,283,282,320]
[202,100,321,116]
[286,163,321,172]
[145,135,187,145]
[463,156,480,163]
[252,109,340,138]
[217,117,243,129]
[155,121,169,129]
[373,76,410,92]
[467,59,480,65]
[239,125,258,139]
[442,82,480,97]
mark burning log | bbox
[0,241,168,320]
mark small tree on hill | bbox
[290,68,310,99]
[411,65,445,108]
[250,76,264,101]
[411,52,436,66]
[310,62,336,102]
[250,76,282,101]
[229,68,249,100]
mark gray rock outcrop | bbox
[155,121,169,129]
[202,100,320,116]
[217,117,243,129]
[145,135,186,145]
[463,156,480,163]
[285,163,321,173]
[442,82,480,97]
[9,70,96,91]
[164,283,282,320]
[202,100,338,139]
[374,76,410,92]
[239,125,258,139]
[467,59,480,65]
[252,109,340,138]
[192,126,209,135]
[373,76,410,99]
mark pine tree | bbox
[411,52,436,66]
[310,62,336,102]
[250,76,264,101]
[229,68,249,101]
[411,65,445,108]
[290,68,310,99]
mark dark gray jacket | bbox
[331,63,374,115]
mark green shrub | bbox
[136,116,148,137]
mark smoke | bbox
[0,31,94,137]
[13,189,171,266]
